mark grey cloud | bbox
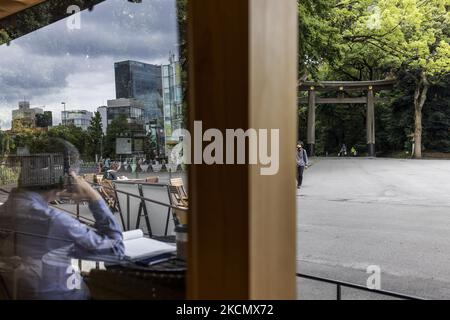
[0,0,179,126]
[18,0,178,60]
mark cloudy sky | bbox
[0,0,179,129]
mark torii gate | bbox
[299,80,395,157]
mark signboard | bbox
[116,138,132,155]
[134,139,144,152]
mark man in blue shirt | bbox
[0,144,124,299]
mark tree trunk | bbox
[413,71,430,159]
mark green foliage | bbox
[47,125,88,156]
[177,0,188,128]
[298,0,341,79]
[299,0,450,156]
[86,111,104,160]
[0,165,20,186]
[331,0,450,80]
[0,29,9,45]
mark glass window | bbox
[0,0,186,301]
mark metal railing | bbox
[101,180,187,236]
[1,179,188,237]
[296,273,425,300]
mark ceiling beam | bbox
[0,0,105,43]
[0,0,46,20]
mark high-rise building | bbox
[97,106,108,135]
[106,98,146,156]
[114,60,163,123]
[162,53,184,155]
[61,110,93,131]
[11,101,50,131]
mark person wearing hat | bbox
[296,141,309,189]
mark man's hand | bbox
[70,172,102,201]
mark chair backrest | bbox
[97,179,119,212]
[169,178,184,187]
[169,178,188,199]
[114,182,175,236]
[168,186,184,206]
[145,176,159,183]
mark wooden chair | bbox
[168,185,188,225]
[83,173,96,184]
[169,178,188,201]
[145,176,159,183]
[168,185,188,208]
[98,179,119,213]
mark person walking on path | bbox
[296,141,309,189]
[338,144,347,157]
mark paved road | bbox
[297,158,450,300]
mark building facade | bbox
[61,110,93,131]
[35,111,53,128]
[114,60,163,123]
[106,98,146,156]
[11,101,52,131]
[162,54,184,156]
[97,106,108,135]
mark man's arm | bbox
[51,203,124,256]
[50,173,125,256]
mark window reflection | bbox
[0,0,186,300]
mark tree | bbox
[0,29,9,45]
[47,124,88,156]
[86,111,104,161]
[0,131,14,158]
[326,0,450,158]
[298,0,341,81]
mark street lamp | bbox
[61,102,66,126]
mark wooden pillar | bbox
[366,88,376,157]
[306,88,316,156]
[187,0,297,299]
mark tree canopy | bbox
[298,0,450,157]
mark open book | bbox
[123,229,176,261]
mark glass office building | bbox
[162,54,183,155]
[114,60,163,123]
[106,98,145,134]
[61,110,93,131]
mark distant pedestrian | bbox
[338,144,347,157]
[104,157,111,170]
[104,162,126,181]
[351,146,357,157]
[296,141,309,189]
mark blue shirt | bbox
[0,190,124,299]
